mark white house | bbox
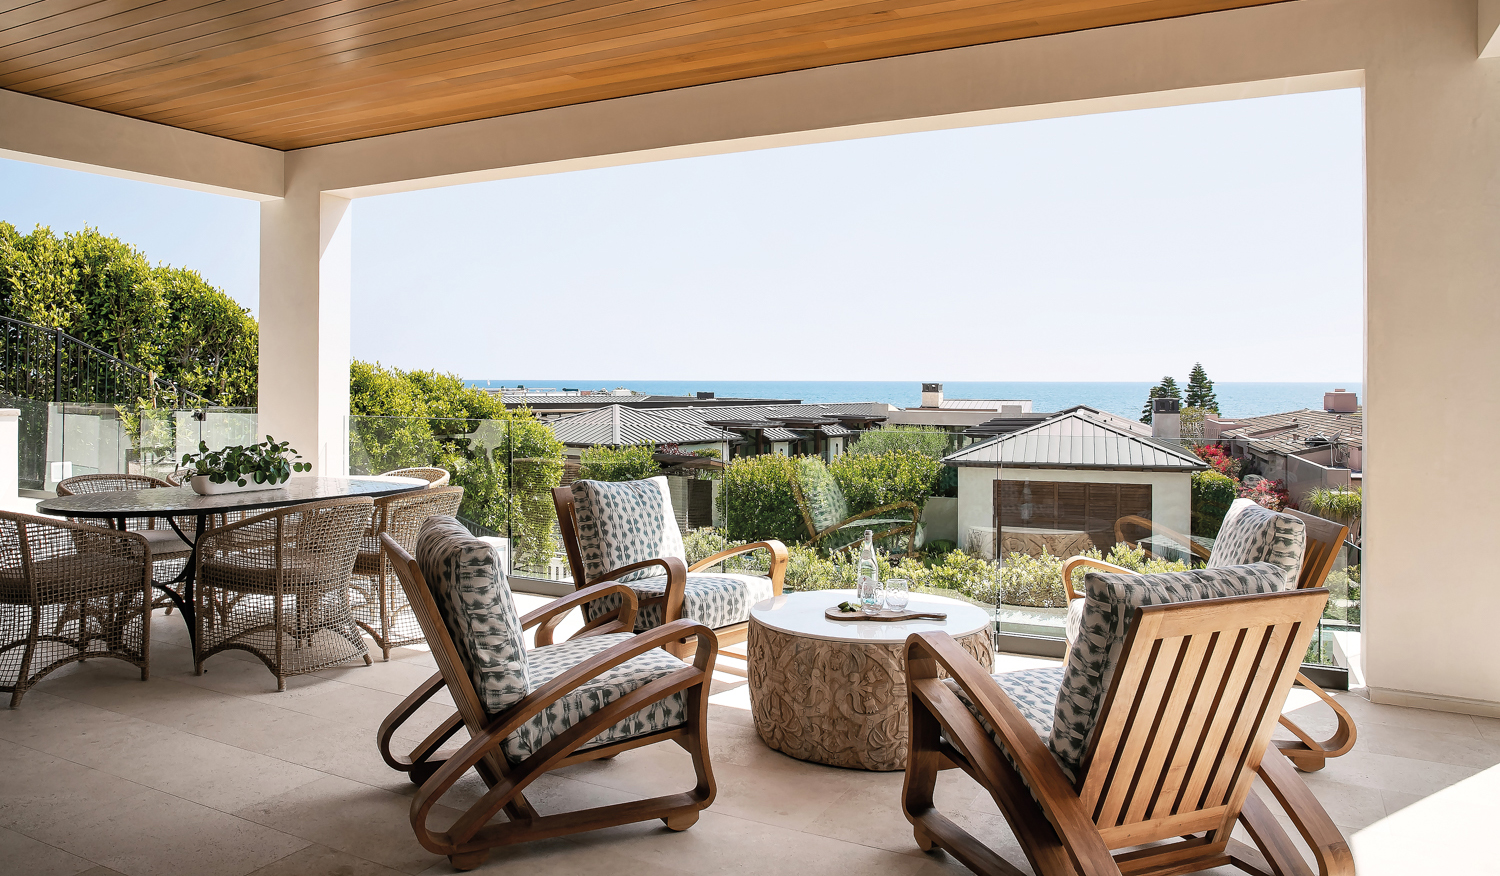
[944,411,1207,559]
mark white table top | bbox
[749,588,992,645]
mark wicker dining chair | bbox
[57,474,193,613]
[0,511,153,707]
[352,486,464,659]
[378,467,451,487]
[194,496,373,691]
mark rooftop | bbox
[945,410,1207,471]
[547,405,739,447]
[1217,407,1364,456]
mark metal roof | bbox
[763,428,800,442]
[547,405,738,447]
[654,402,892,425]
[943,411,1207,471]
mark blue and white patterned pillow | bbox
[1208,498,1306,590]
[415,516,529,715]
[1049,563,1288,782]
[570,477,685,584]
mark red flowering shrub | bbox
[1193,443,1242,479]
[1240,478,1290,511]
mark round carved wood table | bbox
[747,589,994,771]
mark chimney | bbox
[696,391,715,399]
[921,383,944,409]
[1152,397,1181,439]
[1324,389,1358,413]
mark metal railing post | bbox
[52,327,62,404]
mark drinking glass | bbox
[885,578,910,611]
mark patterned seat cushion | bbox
[795,457,851,533]
[585,572,776,631]
[415,517,529,715]
[1050,563,1288,782]
[1064,597,1085,646]
[571,477,685,585]
[1207,498,1306,590]
[502,632,688,764]
[946,666,1063,744]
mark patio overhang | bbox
[3,0,1500,718]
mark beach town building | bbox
[1207,389,1363,501]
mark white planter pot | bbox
[190,474,286,496]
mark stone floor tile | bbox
[1301,747,1481,797]
[0,824,97,876]
[75,868,129,876]
[415,833,694,876]
[232,774,457,874]
[1351,764,1500,875]
[1337,693,1481,737]
[1356,720,1500,769]
[312,658,445,697]
[0,739,152,838]
[247,843,410,876]
[46,786,308,876]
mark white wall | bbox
[4,0,1500,712]
[956,467,1194,559]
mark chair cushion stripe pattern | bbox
[1207,498,1306,590]
[415,517,529,715]
[1051,563,1288,782]
[584,572,776,631]
[947,665,1063,743]
[502,632,688,763]
[570,477,685,584]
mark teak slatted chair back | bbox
[1072,505,1357,772]
[903,588,1353,876]
[552,485,787,665]
[375,529,719,871]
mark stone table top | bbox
[748,588,991,645]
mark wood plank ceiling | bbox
[0,0,1290,150]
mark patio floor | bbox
[1,595,1495,876]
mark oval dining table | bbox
[36,476,428,648]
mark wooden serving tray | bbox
[825,606,948,622]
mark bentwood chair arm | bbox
[1250,746,1357,875]
[582,555,688,628]
[905,631,1120,876]
[688,540,789,596]
[521,581,639,647]
[1113,514,1212,562]
[1059,556,1135,601]
[409,619,717,855]
[811,502,921,541]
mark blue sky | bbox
[0,87,1364,383]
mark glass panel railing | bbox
[30,403,257,491]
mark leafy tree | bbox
[1191,470,1238,536]
[831,450,940,514]
[847,426,950,461]
[1185,362,1218,413]
[158,266,258,406]
[579,445,660,482]
[1139,376,1182,424]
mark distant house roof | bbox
[547,405,738,447]
[963,404,1151,440]
[932,398,1031,411]
[654,402,892,425]
[944,411,1207,472]
[1217,408,1363,456]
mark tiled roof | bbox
[547,405,738,446]
[654,402,892,424]
[1217,408,1362,455]
[944,411,1207,471]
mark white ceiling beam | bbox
[0,89,283,200]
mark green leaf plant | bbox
[181,435,311,487]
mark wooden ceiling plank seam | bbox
[0,0,291,64]
[0,0,140,44]
[5,0,534,95]
[0,0,349,82]
[203,0,1279,145]
[24,0,657,103]
[140,0,909,126]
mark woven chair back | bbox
[197,497,372,592]
[370,487,464,548]
[57,474,178,532]
[379,467,451,487]
[1075,588,1327,847]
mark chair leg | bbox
[1275,673,1357,772]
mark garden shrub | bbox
[1193,442,1242,479]
[848,426,950,461]
[720,454,804,544]
[1191,470,1238,537]
[1239,477,1290,511]
[579,444,659,482]
[830,450,939,515]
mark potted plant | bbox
[180,436,311,495]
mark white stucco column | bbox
[258,184,351,476]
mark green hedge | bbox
[720,454,804,544]
[1191,470,1238,537]
[579,444,659,482]
[830,450,939,515]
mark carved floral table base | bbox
[746,619,993,771]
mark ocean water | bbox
[466,380,1361,420]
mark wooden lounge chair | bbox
[1067,500,1357,772]
[553,476,787,669]
[788,456,920,555]
[375,517,718,871]
[903,565,1353,876]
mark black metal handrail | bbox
[0,314,214,407]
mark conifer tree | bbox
[1140,376,1182,424]
[1185,362,1219,413]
